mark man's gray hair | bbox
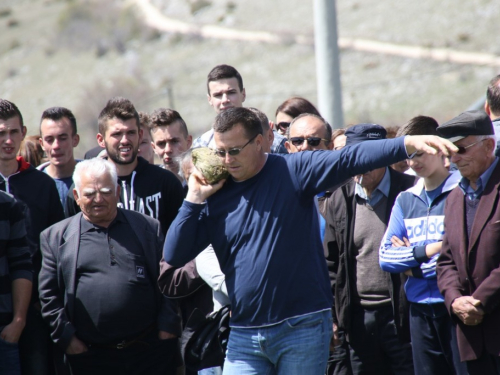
[73,158,118,196]
[178,149,193,181]
[476,135,497,156]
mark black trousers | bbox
[327,329,352,375]
[67,333,180,375]
[409,302,467,375]
[347,304,414,375]
[466,352,500,375]
[19,304,71,375]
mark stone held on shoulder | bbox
[192,147,229,184]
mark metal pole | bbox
[166,85,175,109]
[314,0,344,129]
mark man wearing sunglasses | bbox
[284,113,333,230]
[164,107,457,375]
[285,114,351,375]
[324,124,417,375]
[284,113,333,153]
[436,110,500,375]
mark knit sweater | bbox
[0,190,33,328]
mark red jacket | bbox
[437,160,500,361]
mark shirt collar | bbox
[80,209,123,233]
[355,167,390,203]
[458,157,499,200]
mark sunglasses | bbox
[290,137,330,147]
[215,134,258,158]
[276,122,290,130]
[455,139,484,154]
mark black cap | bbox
[345,123,387,146]
[437,110,494,143]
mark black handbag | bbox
[180,305,231,371]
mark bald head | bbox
[285,114,333,152]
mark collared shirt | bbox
[459,157,499,200]
[74,210,156,344]
[355,167,390,207]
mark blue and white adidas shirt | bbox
[379,171,460,304]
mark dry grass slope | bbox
[0,0,498,157]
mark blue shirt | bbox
[165,138,409,327]
[355,167,390,207]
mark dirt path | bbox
[132,0,500,68]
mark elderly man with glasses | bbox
[436,110,500,375]
[164,107,457,375]
[284,113,333,152]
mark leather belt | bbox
[88,324,155,350]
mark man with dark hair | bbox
[324,124,417,375]
[485,74,500,155]
[0,99,65,375]
[206,64,245,113]
[247,107,279,153]
[395,116,437,137]
[193,64,287,153]
[137,111,155,164]
[381,115,466,375]
[150,108,192,178]
[92,97,184,235]
[392,116,442,174]
[38,107,81,214]
[0,190,32,375]
[436,110,500,375]
[39,158,181,375]
[164,107,457,375]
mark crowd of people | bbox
[1,65,500,375]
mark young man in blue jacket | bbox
[379,116,467,375]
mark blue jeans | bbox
[223,310,332,375]
[0,336,21,375]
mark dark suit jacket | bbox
[437,160,500,361]
[39,210,181,350]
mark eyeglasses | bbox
[276,122,290,130]
[290,137,330,147]
[455,139,484,154]
[215,134,258,158]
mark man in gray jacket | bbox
[39,158,180,375]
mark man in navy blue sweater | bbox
[164,107,457,375]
